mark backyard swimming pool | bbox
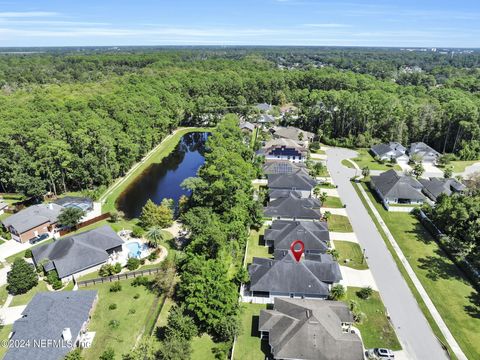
[126,242,148,259]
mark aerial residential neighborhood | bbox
[0,2,479,360]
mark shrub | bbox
[113,262,122,274]
[147,251,159,262]
[357,286,373,300]
[99,264,114,277]
[128,308,136,315]
[328,284,346,300]
[110,282,122,292]
[108,303,117,310]
[7,258,38,295]
[133,293,140,299]
[126,257,141,271]
[131,226,145,238]
[132,276,149,287]
[140,259,146,265]
[24,249,32,258]
[99,348,115,360]
[109,210,124,223]
[108,320,120,329]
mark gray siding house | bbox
[370,142,408,161]
[419,177,466,202]
[267,171,317,200]
[408,142,441,163]
[370,169,426,205]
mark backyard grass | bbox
[327,215,353,232]
[0,285,8,307]
[233,303,270,360]
[9,281,48,307]
[351,149,402,171]
[0,324,13,359]
[245,226,270,266]
[191,334,219,360]
[448,160,479,173]
[345,287,401,350]
[102,127,211,214]
[333,241,368,270]
[80,277,158,360]
[322,196,343,208]
[359,181,480,359]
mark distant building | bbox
[370,169,426,205]
[259,297,364,360]
[248,252,342,299]
[408,142,441,164]
[256,103,273,113]
[4,290,98,360]
[1,203,63,243]
[264,192,321,220]
[256,114,276,124]
[419,177,466,202]
[260,138,308,163]
[264,220,330,255]
[270,126,315,144]
[31,225,124,281]
[239,121,255,133]
[370,142,408,162]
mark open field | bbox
[334,240,368,270]
[358,181,480,359]
[328,214,353,232]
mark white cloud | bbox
[0,11,58,18]
[302,23,351,28]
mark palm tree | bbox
[146,226,165,248]
[323,211,332,221]
[329,284,345,300]
[319,192,328,204]
[313,185,322,198]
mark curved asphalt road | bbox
[326,147,448,360]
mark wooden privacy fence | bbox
[58,212,111,236]
[76,267,162,287]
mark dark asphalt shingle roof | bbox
[239,121,255,131]
[4,290,97,360]
[265,220,330,253]
[370,170,425,201]
[256,103,273,112]
[271,126,315,142]
[264,192,321,220]
[419,177,466,201]
[248,252,342,296]
[408,142,440,158]
[268,172,317,191]
[1,203,63,234]
[258,297,363,360]
[371,142,406,158]
[31,225,124,278]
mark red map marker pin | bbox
[290,240,305,262]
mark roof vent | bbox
[62,327,72,342]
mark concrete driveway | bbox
[0,305,26,325]
[340,266,379,291]
[326,147,449,360]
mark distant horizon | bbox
[0,1,478,48]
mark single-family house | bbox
[239,121,255,133]
[267,171,317,200]
[1,203,63,243]
[256,103,273,113]
[408,142,441,163]
[264,192,321,220]
[262,160,308,176]
[257,114,276,124]
[259,297,364,360]
[261,138,308,163]
[419,177,466,202]
[0,201,7,215]
[270,126,315,144]
[264,220,330,255]
[248,252,342,299]
[370,142,408,162]
[370,169,426,205]
[4,290,98,360]
[31,225,124,281]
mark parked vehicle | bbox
[29,233,49,244]
[366,348,395,360]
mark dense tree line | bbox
[1,49,480,198]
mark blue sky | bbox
[0,0,478,47]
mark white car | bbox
[366,348,395,360]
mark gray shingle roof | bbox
[1,203,63,234]
[271,126,315,142]
[31,225,124,278]
[370,170,425,201]
[257,114,276,123]
[256,103,273,112]
[408,142,440,158]
[419,177,466,201]
[371,142,406,158]
[239,121,255,132]
[268,172,317,191]
[268,189,303,199]
[4,290,98,360]
[263,160,308,175]
[265,220,330,253]
[248,252,342,296]
[259,297,363,360]
[264,192,321,220]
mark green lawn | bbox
[317,183,337,189]
[102,127,212,214]
[341,159,356,169]
[448,160,479,173]
[345,287,401,350]
[323,196,343,208]
[0,324,13,359]
[352,149,402,171]
[9,281,48,307]
[233,303,271,360]
[360,181,480,359]
[0,285,8,307]
[80,277,159,360]
[334,241,368,270]
[245,226,271,266]
[327,215,353,232]
[191,334,219,360]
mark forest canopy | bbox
[1,48,480,197]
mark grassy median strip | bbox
[353,181,480,360]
